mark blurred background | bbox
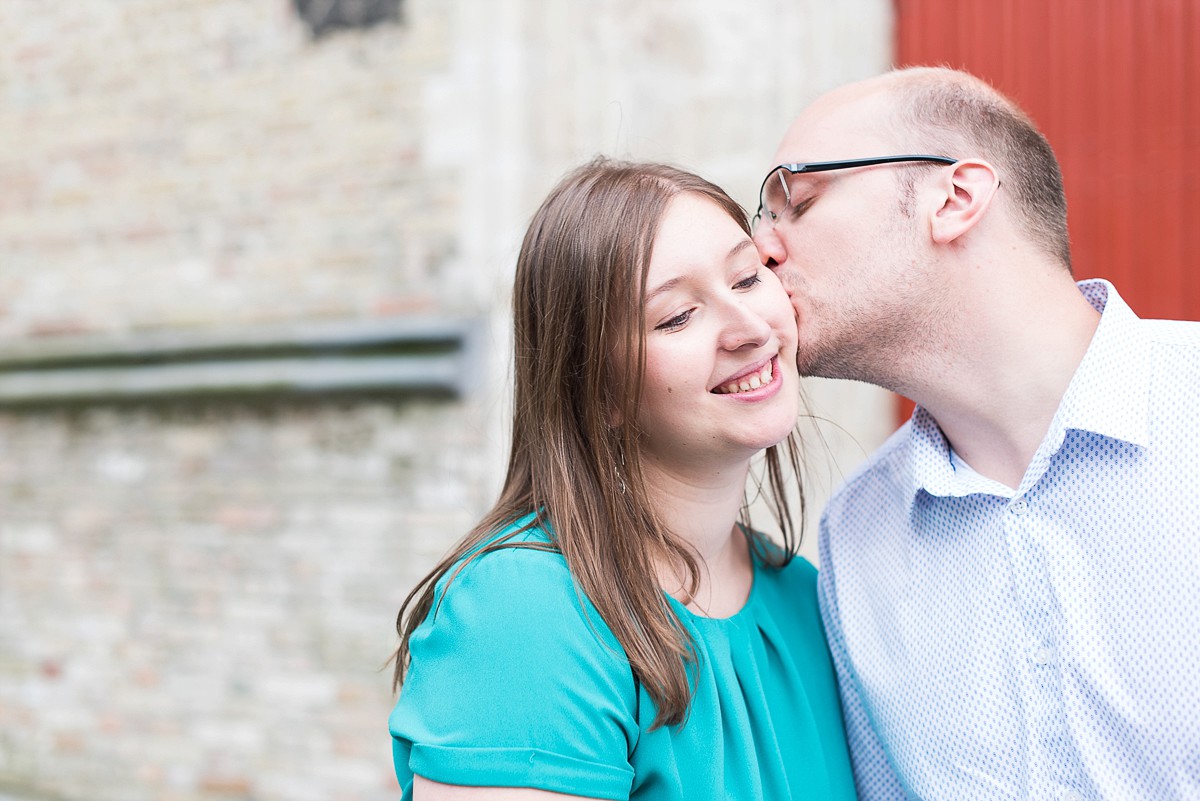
[0,1,1194,799]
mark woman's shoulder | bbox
[436,513,571,602]
[776,551,818,585]
[753,547,820,616]
[393,513,640,797]
[750,534,818,586]
[423,513,625,660]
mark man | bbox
[753,66,1200,800]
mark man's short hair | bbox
[890,67,1071,271]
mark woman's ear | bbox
[928,159,1001,244]
[604,393,626,430]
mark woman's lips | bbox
[712,356,778,395]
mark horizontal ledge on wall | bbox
[0,317,483,406]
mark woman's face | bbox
[635,193,800,478]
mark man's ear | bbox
[929,159,1000,244]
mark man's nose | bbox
[752,227,787,277]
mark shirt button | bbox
[1010,498,1029,514]
[1033,646,1055,665]
[1058,789,1086,801]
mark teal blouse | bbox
[389,515,856,800]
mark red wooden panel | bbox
[894,0,1200,423]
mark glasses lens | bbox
[759,167,792,229]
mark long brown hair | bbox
[392,157,805,728]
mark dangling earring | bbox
[612,447,628,495]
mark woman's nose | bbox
[718,299,772,351]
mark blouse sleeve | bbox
[389,545,639,800]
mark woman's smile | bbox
[712,355,782,396]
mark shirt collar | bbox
[905,406,997,499]
[1051,278,1151,448]
[904,278,1150,502]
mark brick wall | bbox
[0,1,895,798]
[0,0,462,336]
[0,402,489,800]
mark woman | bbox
[389,158,855,800]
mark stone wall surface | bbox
[0,0,460,336]
[0,401,489,801]
[0,0,895,798]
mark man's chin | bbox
[795,344,862,383]
[793,331,827,375]
[794,349,827,380]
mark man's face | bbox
[752,92,950,385]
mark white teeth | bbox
[717,360,775,395]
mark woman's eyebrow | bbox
[726,239,754,263]
[645,276,685,306]
[646,239,755,304]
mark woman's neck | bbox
[642,458,755,617]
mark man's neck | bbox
[911,276,1102,490]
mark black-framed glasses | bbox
[751,155,957,232]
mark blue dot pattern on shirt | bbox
[817,279,1200,801]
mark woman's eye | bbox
[734,272,762,290]
[655,310,692,331]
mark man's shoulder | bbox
[1098,280,1200,354]
[817,421,919,623]
[1137,318,1200,396]
[822,420,915,530]
[1141,317,1200,351]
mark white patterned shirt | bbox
[818,280,1200,801]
